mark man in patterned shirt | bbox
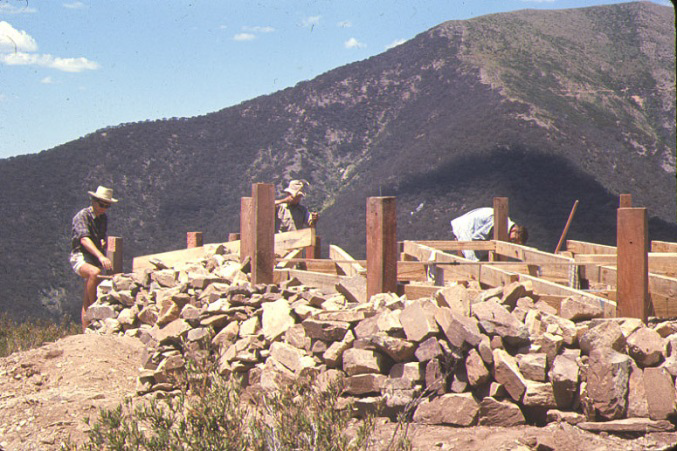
[275,179,318,233]
[69,186,118,331]
[450,207,528,261]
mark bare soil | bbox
[1,334,675,450]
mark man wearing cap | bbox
[69,186,118,332]
[275,179,319,233]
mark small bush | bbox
[63,367,386,451]
[0,313,80,358]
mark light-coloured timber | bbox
[565,240,617,255]
[329,244,366,277]
[133,228,313,272]
[494,241,577,287]
[413,240,496,252]
[652,241,677,253]
[575,253,677,278]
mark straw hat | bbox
[88,186,118,203]
[283,179,308,197]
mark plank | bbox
[575,253,677,278]
[413,240,496,252]
[397,283,441,300]
[133,241,240,272]
[329,244,366,277]
[565,240,617,255]
[652,241,677,253]
[132,228,313,272]
[616,208,648,321]
[494,241,577,287]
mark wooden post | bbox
[492,197,509,261]
[240,197,252,263]
[228,233,240,242]
[617,207,649,322]
[106,236,123,274]
[186,232,203,249]
[366,197,397,299]
[619,194,632,208]
[305,227,321,259]
[251,184,275,284]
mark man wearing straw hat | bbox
[275,179,318,233]
[69,186,118,332]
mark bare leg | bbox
[77,263,101,332]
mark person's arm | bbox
[275,195,294,206]
[80,236,112,270]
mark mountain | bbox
[0,1,674,321]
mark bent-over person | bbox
[69,186,118,332]
[450,207,528,261]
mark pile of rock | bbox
[86,247,677,433]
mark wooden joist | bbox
[575,253,677,278]
[133,228,314,272]
[412,240,496,253]
[494,241,577,287]
[565,240,617,255]
[652,241,677,253]
[328,244,365,277]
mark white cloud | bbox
[41,76,54,84]
[242,25,275,33]
[0,21,98,72]
[0,21,38,52]
[338,20,352,28]
[386,39,407,50]
[344,37,366,49]
[302,16,321,28]
[0,52,99,72]
[0,3,37,14]
[63,1,86,9]
[233,33,255,41]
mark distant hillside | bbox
[0,1,674,321]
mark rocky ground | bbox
[1,334,675,451]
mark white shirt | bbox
[450,207,514,261]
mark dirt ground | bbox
[1,334,676,451]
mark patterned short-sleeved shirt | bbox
[71,206,107,259]
[275,203,310,233]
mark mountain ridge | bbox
[0,1,674,320]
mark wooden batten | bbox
[565,240,617,255]
[329,244,366,277]
[494,241,577,287]
[413,240,496,252]
[652,241,677,253]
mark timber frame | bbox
[120,189,675,323]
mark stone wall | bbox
[86,246,677,434]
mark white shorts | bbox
[69,252,100,274]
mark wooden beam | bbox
[276,248,303,269]
[187,232,203,249]
[494,241,577,287]
[401,241,518,288]
[329,244,365,277]
[305,227,321,259]
[565,240,617,255]
[274,228,314,255]
[493,197,509,262]
[251,183,275,285]
[132,241,239,272]
[412,240,496,252]
[574,253,677,278]
[398,283,441,300]
[652,241,677,253]
[277,268,349,293]
[366,197,398,299]
[617,208,649,322]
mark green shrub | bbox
[62,366,393,451]
[0,313,80,358]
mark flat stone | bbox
[522,380,557,408]
[559,295,605,322]
[493,349,527,402]
[345,373,387,395]
[550,354,580,410]
[400,300,439,342]
[516,353,547,382]
[435,306,482,350]
[262,298,295,342]
[415,337,443,362]
[478,397,526,426]
[342,348,387,376]
[644,367,677,420]
[580,320,626,355]
[466,348,490,387]
[577,418,675,433]
[627,362,649,418]
[302,319,350,342]
[413,393,479,426]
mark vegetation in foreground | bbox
[63,360,412,451]
[0,312,80,358]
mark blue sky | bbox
[0,0,672,159]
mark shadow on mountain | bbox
[320,147,677,258]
